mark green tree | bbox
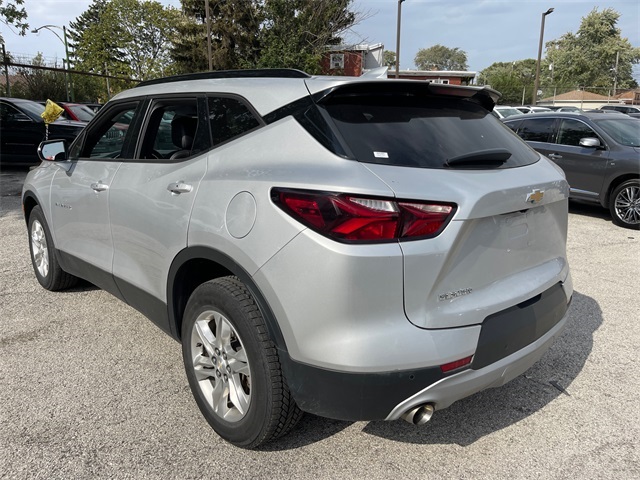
[256,0,356,73]
[170,0,261,73]
[382,50,396,69]
[67,0,108,51]
[0,0,28,42]
[10,53,67,100]
[414,44,468,71]
[73,0,179,90]
[171,0,358,74]
[479,59,536,105]
[545,8,640,91]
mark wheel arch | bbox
[167,246,288,352]
[22,190,41,225]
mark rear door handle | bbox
[547,153,563,160]
[90,181,109,192]
[167,181,193,195]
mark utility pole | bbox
[1,43,10,97]
[62,26,75,102]
[395,0,405,79]
[612,51,619,97]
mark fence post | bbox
[2,43,10,97]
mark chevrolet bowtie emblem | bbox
[527,189,544,204]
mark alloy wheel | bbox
[614,184,640,226]
[190,310,251,423]
[31,220,49,278]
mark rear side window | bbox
[208,96,261,147]
[320,95,538,169]
[515,117,555,143]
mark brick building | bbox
[320,43,384,76]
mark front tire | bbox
[28,206,78,290]
[609,179,640,229]
[181,277,302,448]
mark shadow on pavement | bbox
[568,199,611,222]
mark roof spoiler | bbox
[311,81,500,111]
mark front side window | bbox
[556,119,597,146]
[80,103,139,159]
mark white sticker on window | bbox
[373,151,389,158]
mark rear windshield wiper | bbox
[446,148,512,168]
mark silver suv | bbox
[23,69,573,448]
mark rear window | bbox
[320,95,538,169]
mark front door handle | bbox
[547,153,563,160]
[167,181,193,195]
[90,181,109,192]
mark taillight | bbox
[272,188,456,243]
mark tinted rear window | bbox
[320,95,538,169]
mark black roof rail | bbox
[136,68,311,88]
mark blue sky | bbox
[2,0,639,81]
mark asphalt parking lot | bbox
[1,166,638,479]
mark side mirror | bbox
[38,139,68,162]
[579,137,601,148]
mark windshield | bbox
[596,119,640,147]
[321,95,538,169]
[68,104,95,122]
[18,101,46,118]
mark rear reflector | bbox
[272,188,456,243]
[440,355,473,373]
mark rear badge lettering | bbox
[439,288,473,301]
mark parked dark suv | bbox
[504,111,640,229]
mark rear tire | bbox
[609,179,640,229]
[181,276,302,448]
[28,206,78,291]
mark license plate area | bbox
[472,283,568,370]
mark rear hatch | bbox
[309,81,570,329]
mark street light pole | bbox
[395,0,405,79]
[31,24,74,102]
[532,7,554,105]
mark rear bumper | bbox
[385,305,569,420]
[282,283,571,422]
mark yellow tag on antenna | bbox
[41,99,64,124]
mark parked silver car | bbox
[23,69,573,447]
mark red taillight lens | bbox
[273,188,455,243]
[440,355,473,373]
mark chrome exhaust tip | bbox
[400,403,435,425]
